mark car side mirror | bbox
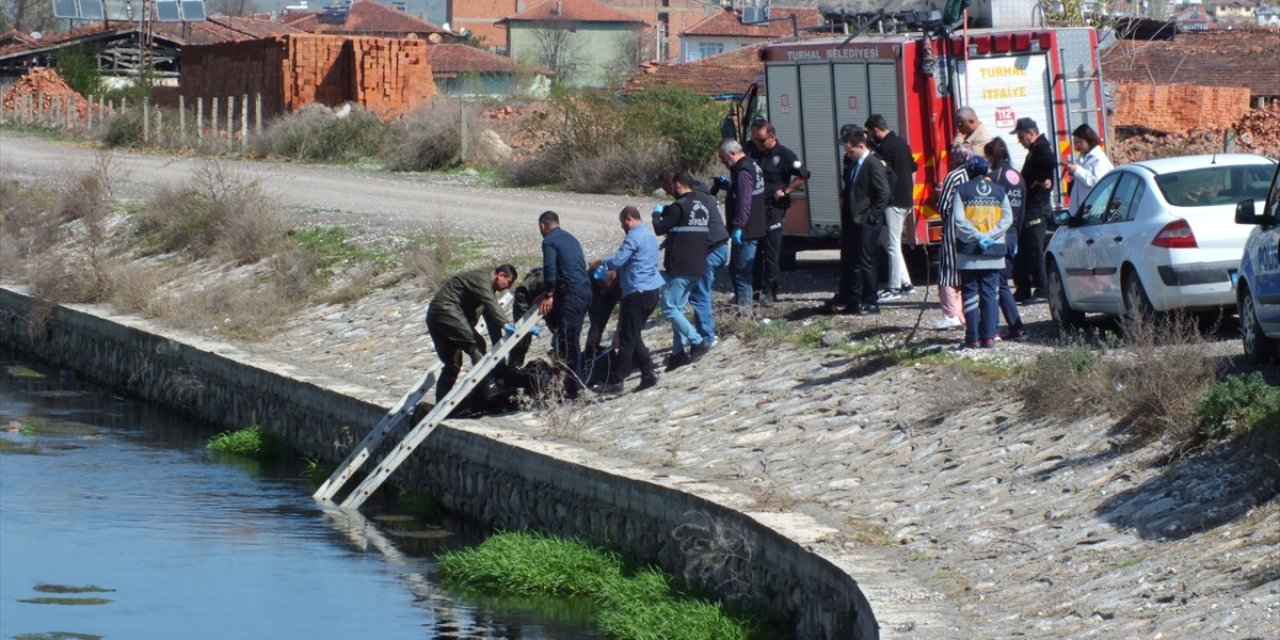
[1236,198,1277,226]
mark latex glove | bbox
[977,236,994,251]
[652,203,665,216]
[731,228,743,245]
[715,175,731,191]
[1053,211,1071,225]
[592,265,607,281]
[502,323,517,336]
[529,325,542,337]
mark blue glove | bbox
[977,236,994,251]
[731,228,743,245]
[715,175,731,191]
[502,323,517,336]
[592,265,607,280]
[529,325,542,337]
[652,203,665,216]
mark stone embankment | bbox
[244,273,1278,638]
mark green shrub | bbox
[54,45,103,98]
[1195,373,1280,440]
[437,531,770,640]
[206,424,283,459]
[254,105,388,163]
[101,108,145,148]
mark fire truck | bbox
[733,21,1108,268]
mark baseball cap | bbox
[1010,117,1038,134]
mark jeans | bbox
[730,238,758,312]
[693,242,729,342]
[881,205,912,289]
[548,286,591,385]
[998,240,1023,332]
[961,269,1000,343]
[664,273,702,355]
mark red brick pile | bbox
[1111,81,1252,133]
[1,67,94,121]
[181,34,433,120]
[1112,103,1280,163]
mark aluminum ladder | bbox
[320,305,542,510]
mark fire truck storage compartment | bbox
[765,56,903,246]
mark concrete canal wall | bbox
[0,286,879,639]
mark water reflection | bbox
[0,350,599,640]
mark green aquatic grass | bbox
[205,424,284,459]
[437,531,769,640]
[14,632,103,640]
[19,597,111,606]
[33,584,115,594]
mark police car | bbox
[1234,162,1280,363]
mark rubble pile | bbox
[480,102,557,162]
[1112,103,1280,163]
[1,67,95,121]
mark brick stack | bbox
[350,37,433,117]
[1112,81,1251,133]
[1,67,96,121]
[181,34,433,120]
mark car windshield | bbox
[1153,163,1276,207]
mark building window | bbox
[697,41,724,60]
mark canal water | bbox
[0,350,600,640]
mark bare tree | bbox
[5,0,58,33]
[529,16,583,84]
[612,25,653,72]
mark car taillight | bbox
[1152,219,1198,248]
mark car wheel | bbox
[1047,259,1084,331]
[1122,268,1156,324]
[1240,285,1277,364]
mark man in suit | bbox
[822,128,891,315]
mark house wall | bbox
[679,36,759,62]
[508,22,640,87]
[452,0,518,52]
[181,34,434,119]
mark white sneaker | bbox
[878,288,901,302]
[931,316,963,330]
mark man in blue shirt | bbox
[537,211,592,395]
[590,206,664,394]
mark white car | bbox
[1045,153,1278,328]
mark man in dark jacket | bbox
[717,138,767,315]
[659,168,730,352]
[1012,117,1055,302]
[824,128,891,315]
[537,211,592,393]
[866,114,918,300]
[749,120,810,306]
[655,171,720,370]
[425,265,516,401]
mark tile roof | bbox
[497,0,646,25]
[0,29,37,49]
[682,6,825,38]
[425,43,551,76]
[621,42,762,96]
[284,0,448,36]
[0,16,301,57]
[1101,30,1280,97]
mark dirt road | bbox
[0,132,648,256]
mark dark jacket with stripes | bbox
[654,189,721,276]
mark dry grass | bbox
[1019,313,1220,446]
[381,100,466,172]
[134,161,292,264]
[563,139,674,195]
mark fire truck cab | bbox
[736,25,1108,268]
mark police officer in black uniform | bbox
[748,119,810,306]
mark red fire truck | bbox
[734,25,1108,268]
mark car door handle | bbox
[1086,239,1095,245]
